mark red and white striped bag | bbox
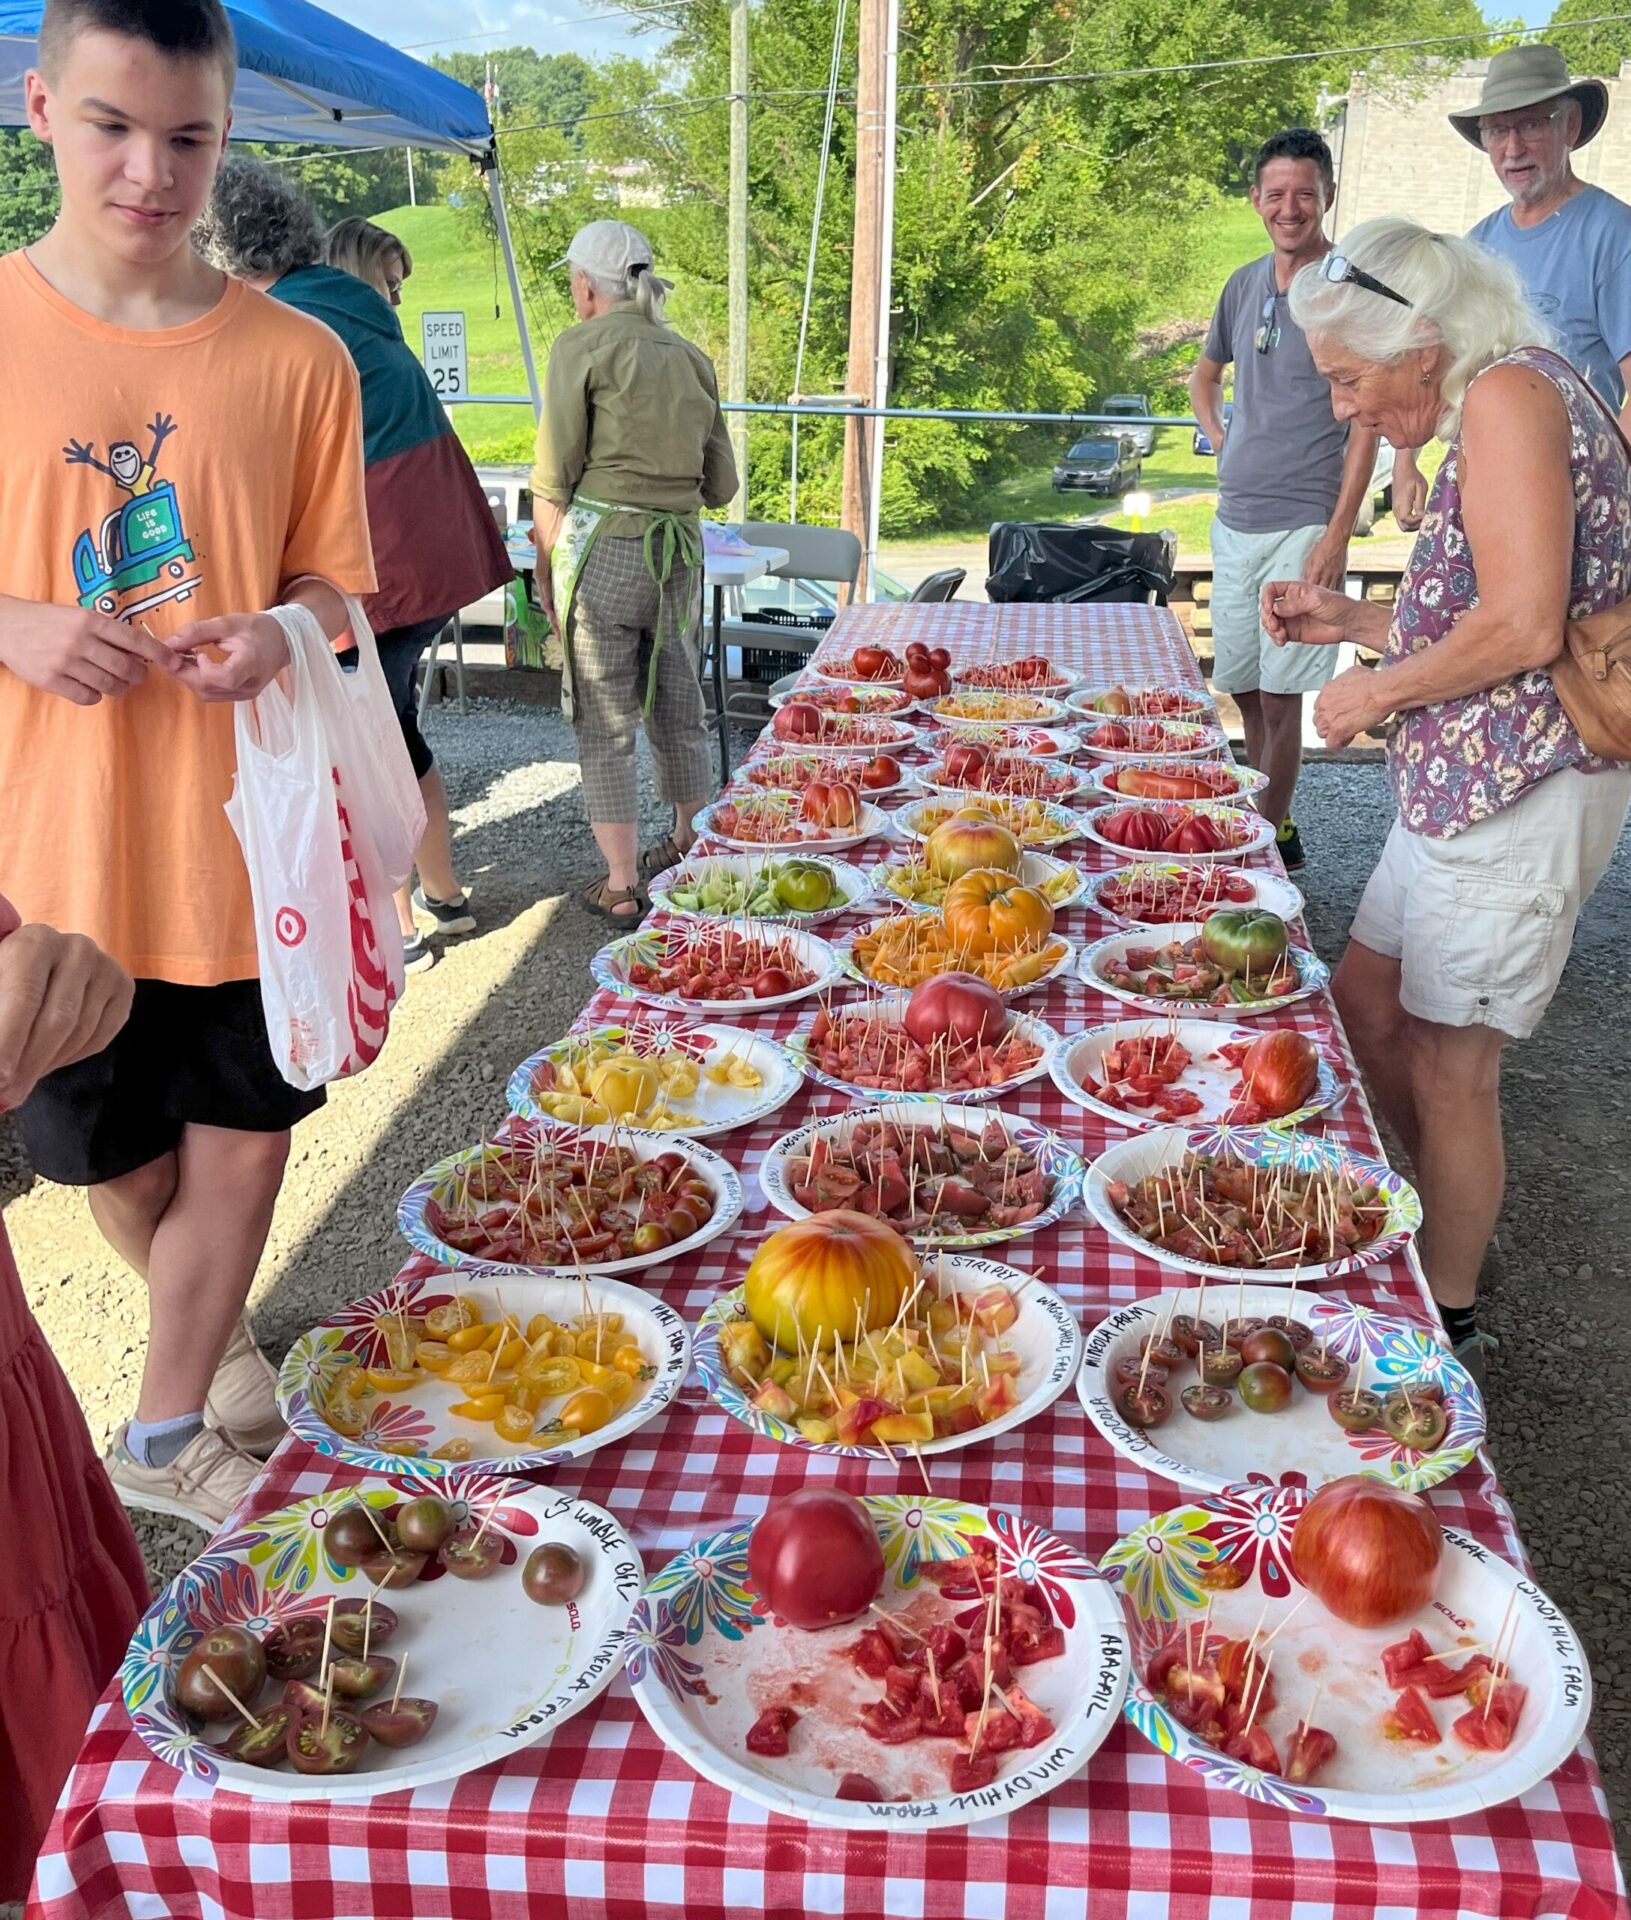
[226,602,424,1090]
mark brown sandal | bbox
[582,878,647,924]
[639,834,690,880]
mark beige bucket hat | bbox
[1448,44,1609,149]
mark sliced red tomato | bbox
[745,1706,797,1756]
[1381,1629,1434,1689]
[1382,1684,1441,1745]
[1452,1680,1526,1752]
[1284,1724,1338,1784]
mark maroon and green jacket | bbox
[271,265,514,635]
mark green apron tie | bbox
[551,495,703,719]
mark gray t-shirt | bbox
[1468,185,1631,413]
[1204,254,1350,534]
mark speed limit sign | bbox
[421,310,467,399]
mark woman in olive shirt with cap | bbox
[533,220,738,921]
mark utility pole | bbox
[841,0,885,598]
[865,0,899,585]
[727,0,750,518]
[406,146,416,208]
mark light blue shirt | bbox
[1469,184,1631,412]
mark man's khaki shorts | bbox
[1209,518,1335,697]
[1350,766,1631,1039]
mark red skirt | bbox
[0,1219,149,1900]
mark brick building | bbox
[1327,56,1631,239]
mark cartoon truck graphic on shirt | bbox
[72,480,202,619]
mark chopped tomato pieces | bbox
[745,1706,798,1757]
[1382,1684,1441,1746]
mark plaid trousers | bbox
[567,534,712,822]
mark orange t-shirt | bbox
[0,252,376,986]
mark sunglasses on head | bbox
[1321,253,1412,308]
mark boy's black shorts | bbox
[14,979,325,1187]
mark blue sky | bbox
[345,0,667,66]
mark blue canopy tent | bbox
[0,0,541,403]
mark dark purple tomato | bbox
[330,1598,399,1656]
[225,1708,293,1768]
[326,1504,391,1568]
[438,1527,504,1581]
[361,1697,440,1749]
[523,1542,588,1607]
[1113,1355,1168,1391]
[1168,1315,1220,1358]
[393,1495,455,1555]
[1181,1383,1233,1422]
[281,1678,329,1721]
[1237,1360,1294,1413]
[1198,1346,1243,1387]
[1140,1335,1187,1369]
[1295,1350,1350,1395]
[1117,1383,1172,1429]
[264,1617,326,1683]
[1382,1397,1448,1452]
[1221,1317,1264,1350]
[360,1547,427,1590]
[1328,1387,1384,1433]
[1265,1315,1313,1353]
[1386,1378,1444,1409]
[328,1653,394,1701]
[174,1627,267,1721]
[285,1711,369,1775]
[1239,1327,1296,1373]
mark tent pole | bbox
[486,157,541,416]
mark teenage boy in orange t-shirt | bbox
[0,0,377,1527]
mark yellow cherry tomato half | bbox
[365,1368,417,1394]
[446,1323,493,1354]
[449,1391,507,1422]
[414,1340,454,1374]
[425,1300,480,1338]
[611,1346,650,1380]
[495,1402,535,1443]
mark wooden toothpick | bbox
[202,1663,262,1732]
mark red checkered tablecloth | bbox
[31,606,1627,1920]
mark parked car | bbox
[1052,434,1142,496]
[1100,394,1155,457]
[1192,402,1233,458]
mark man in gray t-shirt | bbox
[1394,45,1631,527]
[1189,128,1379,867]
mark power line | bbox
[491,12,1631,136]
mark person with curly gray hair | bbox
[199,158,512,971]
[1260,215,1631,1374]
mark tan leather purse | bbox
[1551,616,1631,759]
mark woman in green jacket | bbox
[533,221,738,922]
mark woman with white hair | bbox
[1262,215,1631,1374]
[532,220,738,922]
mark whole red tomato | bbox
[942,740,991,786]
[801,781,861,829]
[1238,1030,1320,1115]
[752,967,795,998]
[1165,815,1225,855]
[859,754,902,791]
[1291,1477,1443,1628]
[748,1488,885,1630]
[1090,721,1132,750]
[928,646,951,671]
[901,972,1009,1049]
[905,641,931,669]
[773,701,822,742]
[853,646,895,681]
[903,663,945,702]
[1101,807,1169,853]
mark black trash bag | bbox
[985,522,1178,605]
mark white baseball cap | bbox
[552,219,672,289]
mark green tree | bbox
[0,131,59,252]
[1545,0,1631,77]
[479,0,1489,531]
[431,49,595,137]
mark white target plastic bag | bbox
[226,603,424,1090]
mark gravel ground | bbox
[2,709,1627,1867]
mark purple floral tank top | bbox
[1384,346,1630,838]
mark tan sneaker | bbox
[104,1422,261,1531]
[204,1314,286,1458]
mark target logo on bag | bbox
[275,907,308,948]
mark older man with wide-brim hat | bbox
[1391,44,1631,525]
[1460,45,1631,422]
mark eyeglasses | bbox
[1254,289,1281,355]
[1320,253,1412,308]
[1478,107,1563,150]
[385,276,403,305]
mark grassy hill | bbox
[374,204,546,468]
